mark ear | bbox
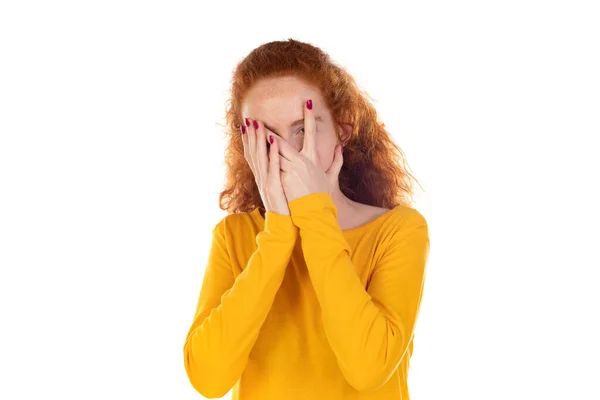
[337,123,353,146]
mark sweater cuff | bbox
[263,211,298,237]
[288,192,338,219]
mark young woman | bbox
[183,39,430,400]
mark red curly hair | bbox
[218,38,422,214]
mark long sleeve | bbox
[183,211,298,398]
[288,192,430,393]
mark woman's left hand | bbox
[269,99,344,204]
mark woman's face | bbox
[241,75,343,172]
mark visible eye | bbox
[297,127,305,134]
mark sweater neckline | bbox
[250,204,404,235]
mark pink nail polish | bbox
[245,118,250,127]
[241,125,246,135]
[253,120,259,129]
[306,99,312,110]
[269,135,274,144]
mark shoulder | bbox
[382,205,429,243]
[394,206,427,227]
[212,209,258,236]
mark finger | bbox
[301,98,317,164]
[246,117,258,179]
[254,120,268,184]
[325,143,344,181]
[268,133,282,181]
[272,132,299,162]
[279,156,292,173]
[240,123,254,173]
[240,123,247,155]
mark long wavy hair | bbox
[218,38,423,214]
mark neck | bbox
[329,184,359,226]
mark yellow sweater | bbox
[183,192,430,399]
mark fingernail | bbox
[241,125,246,135]
[306,99,312,110]
[253,120,259,129]
[245,118,250,127]
[269,135,274,144]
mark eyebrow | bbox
[262,116,323,136]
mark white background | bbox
[1,1,599,399]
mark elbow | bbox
[346,322,409,392]
[187,374,230,399]
[183,341,232,398]
[346,371,387,393]
[343,361,399,393]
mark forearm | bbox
[184,212,298,397]
[289,192,428,392]
[298,234,404,391]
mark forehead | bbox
[241,76,324,120]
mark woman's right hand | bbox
[241,118,290,216]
